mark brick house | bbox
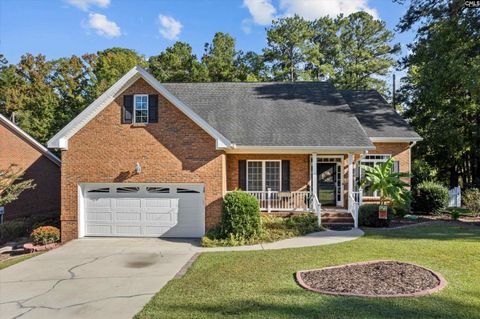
[0,114,61,221]
[48,66,421,242]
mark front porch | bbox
[241,189,362,228]
[226,153,364,228]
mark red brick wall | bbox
[227,154,310,191]
[0,123,60,220]
[61,78,225,242]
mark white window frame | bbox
[133,94,149,124]
[246,160,282,192]
[356,154,391,198]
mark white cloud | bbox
[279,0,378,20]
[243,0,277,25]
[243,0,378,29]
[67,0,110,11]
[158,15,183,40]
[87,13,121,38]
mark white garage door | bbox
[83,183,205,237]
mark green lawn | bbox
[0,252,42,270]
[136,223,480,319]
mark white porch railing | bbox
[448,186,461,207]
[349,190,362,228]
[245,190,312,212]
[310,193,322,226]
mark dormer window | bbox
[134,95,148,124]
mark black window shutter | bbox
[393,160,400,173]
[238,160,247,190]
[122,95,133,124]
[282,160,290,191]
[148,94,158,123]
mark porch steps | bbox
[321,210,354,227]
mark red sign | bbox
[378,205,388,219]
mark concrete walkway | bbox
[203,228,364,252]
[0,229,363,319]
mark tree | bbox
[360,158,411,206]
[6,54,61,143]
[235,51,269,82]
[263,15,314,81]
[0,55,23,116]
[397,0,480,188]
[85,48,146,97]
[148,42,208,82]
[51,55,94,134]
[334,12,400,93]
[203,32,239,81]
[307,16,340,81]
[0,164,35,207]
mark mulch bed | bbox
[0,239,60,262]
[0,238,30,261]
[296,260,447,297]
[380,214,480,229]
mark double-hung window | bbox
[247,160,281,191]
[134,95,148,124]
[356,154,391,197]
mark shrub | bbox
[25,211,60,233]
[451,210,460,221]
[411,159,437,188]
[262,213,320,241]
[413,181,449,214]
[30,226,60,245]
[463,188,480,215]
[220,190,261,239]
[0,219,27,244]
[202,213,322,247]
[285,213,320,234]
[358,204,393,227]
[392,200,411,218]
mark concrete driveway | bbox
[0,238,199,319]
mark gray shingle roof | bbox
[340,90,421,140]
[162,82,374,148]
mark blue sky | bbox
[1,0,415,76]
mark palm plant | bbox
[360,158,411,206]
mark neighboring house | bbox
[0,114,61,221]
[48,66,421,242]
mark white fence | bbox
[448,186,461,207]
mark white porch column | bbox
[312,153,317,198]
[348,153,354,212]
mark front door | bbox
[317,163,336,206]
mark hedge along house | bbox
[48,66,422,242]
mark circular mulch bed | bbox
[296,260,447,297]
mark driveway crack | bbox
[4,252,121,318]
[10,292,155,318]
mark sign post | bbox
[378,205,388,219]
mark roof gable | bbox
[47,66,231,150]
[0,114,61,166]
